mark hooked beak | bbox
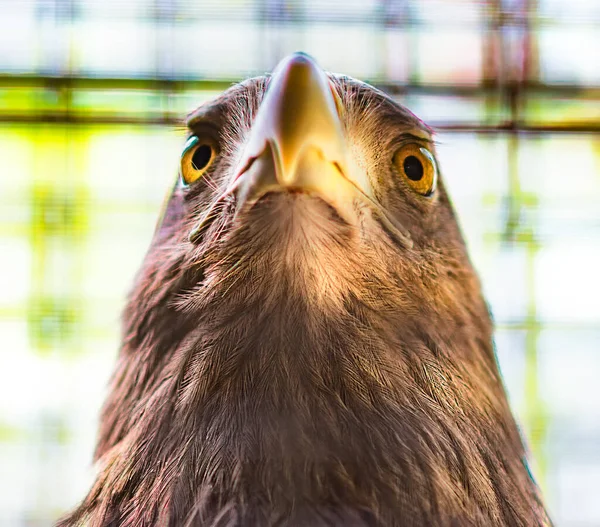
[233,52,371,223]
[189,53,413,248]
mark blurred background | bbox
[0,0,599,525]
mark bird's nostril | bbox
[234,155,258,182]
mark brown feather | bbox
[58,76,550,526]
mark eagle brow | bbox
[186,103,224,130]
[396,131,434,145]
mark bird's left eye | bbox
[392,144,438,197]
[180,135,217,186]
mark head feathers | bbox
[58,72,550,527]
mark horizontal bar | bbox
[1,74,599,98]
[431,123,600,134]
[0,112,597,133]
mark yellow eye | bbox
[180,136,216,186]
[392,144,438,196]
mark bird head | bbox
[66,53,550,527]
[154,53,477,322]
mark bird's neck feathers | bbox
[77,232,549,527]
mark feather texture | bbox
[58,74,551,527]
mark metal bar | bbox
[1,112,597,133]
[0,74,598,98]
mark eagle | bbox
[59,53,551,526]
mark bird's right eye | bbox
[180,135,216,186]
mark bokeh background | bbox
[0,0,599,525]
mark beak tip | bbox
[287,51,318,64]
[269,52,326,90]
[275,51,319,70]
